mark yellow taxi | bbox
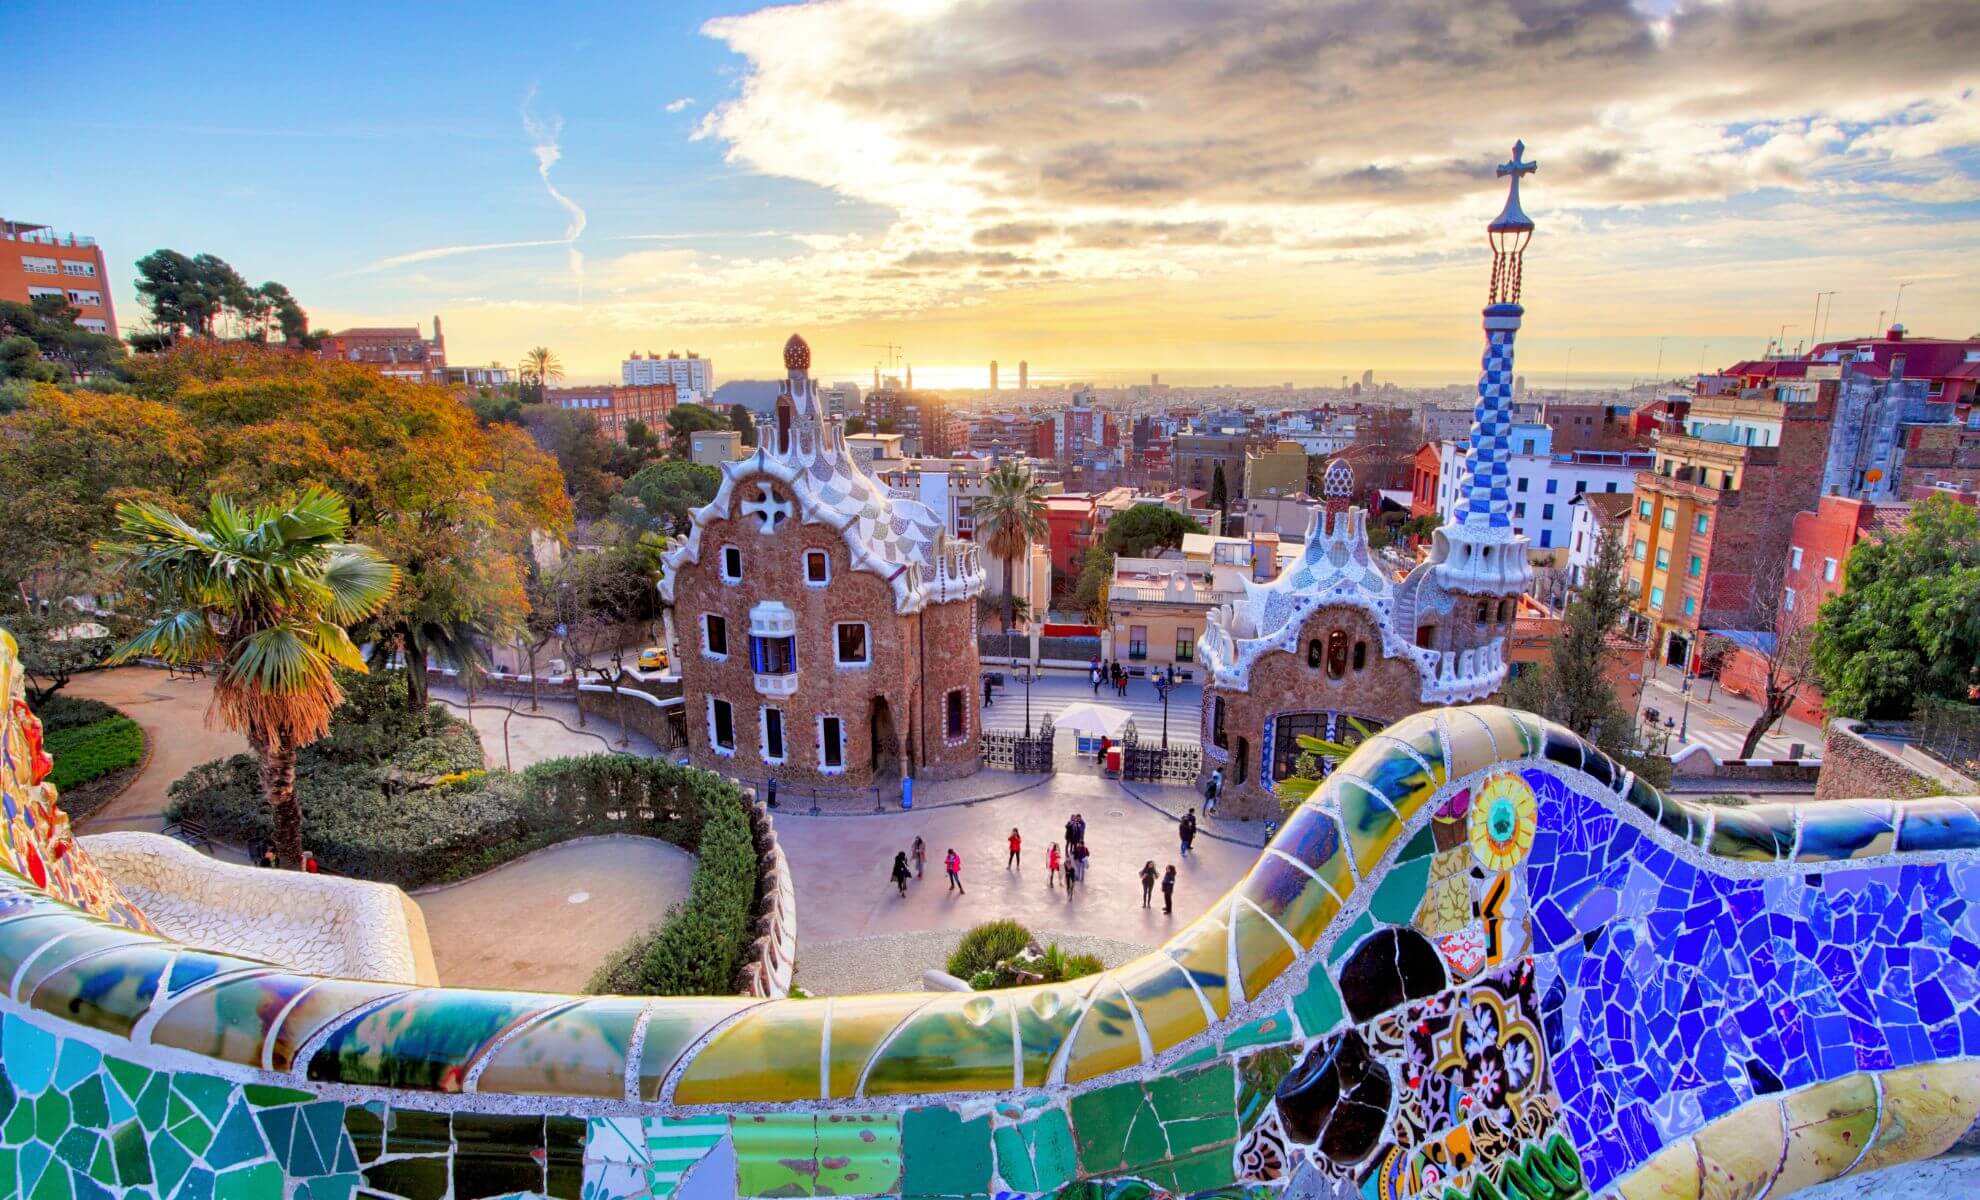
[637,646,669,672]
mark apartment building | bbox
[543,384,679,443]
[1171,433,1251,496]
[2,218,117,336]
[864,385,955,457]
[317,318,447,383]
[1241,440,1310,499]
[622,351,712,401]
[1433,424,1648,554]
[1621,381,1836,668]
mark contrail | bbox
[521,83,586,296]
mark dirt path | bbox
[65,668,249,834]
[411,835,695,991]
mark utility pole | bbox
[1891,281,1913,329]
[1653,336,1668,381]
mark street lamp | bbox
[1005,625,1033,738]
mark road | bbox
[980,669,1203,745]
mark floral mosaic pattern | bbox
[0,618,1976,1200]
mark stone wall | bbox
[736,802,798,998]
[576,680,685,750]
[1817,718,1975,800]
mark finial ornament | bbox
[1486,139,1536,306]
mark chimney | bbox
[1887,324,1905,341]
[431,315,444,345]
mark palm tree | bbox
[102,489,398,867]
[519,346,563,402]
[975,461,1049,629]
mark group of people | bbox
[889,836,968,896]
[884,810,1194,913]
[1048,813,1094,892]
[1088,658,1132,698]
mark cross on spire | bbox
[1497,140,1537,182]
[1489,140,1538,234]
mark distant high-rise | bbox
[1018,360,1028,390]
[1361,368,1374,387]
[989,359,998,390]
[1514,374,1527,397]
[1151,372,1160,386]
[622,350,712,401]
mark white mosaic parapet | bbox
[1413,640,1508,705]
[80,832,437,986]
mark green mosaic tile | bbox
[295,1175,360,1200]
[174,1165,215,1200]
[145,1130,192,1197]
[51,1029,101,1092]
[545,1115,584,1200]
[242,1085,314,1107]
[1169,1044,1217,1069]
[301,1102,355,1176]
[1326,912,1375,964]
[68,1079,107,1132]
[1291,963,1344,1039]
[1397,823,1436,863]
[133,1074,170,1133]
[6,1095,38,1144]
[214,1161,282,1200]
[1219,1009,1294,1052]
[252,1108,302,1177]
[85,1136,115,1185]
[1143,1060,1237,1155]
[28,1155,70,1200]
[0,1146,13,1198]
[36,1088,71,1143]
[733,1113,816,1197]
[814,1113,900,1196]
[1236,1047,1295,1133]
[51,1126,98,1173]
[170,1074,233,1127]
[385,1107,452,1158]
[20,1141,52,1196]
[110,1121,150,1188]
[204,1100,266,1171]
[991,1107,1075,1195]
[1068,1079,1167,1179]
[1368,853,1432,925]
[902,1106,990,1200]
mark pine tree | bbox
[1208,463,1229,515]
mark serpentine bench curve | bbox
[3,629,1978,1200]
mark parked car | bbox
[637,646,670,672]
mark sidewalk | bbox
[1636,666,1823,761]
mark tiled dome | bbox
[783,333,811,372]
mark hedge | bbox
[45,716,145,793]
[30,695,119,734]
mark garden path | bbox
[66,667,249,837]
[411,835,695,992]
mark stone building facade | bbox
[660,335,986,789]
[1197,144,1542,818]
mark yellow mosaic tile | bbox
[1775,1072,1880,1196]
[1161,915,1230,1020]
[638,997,765,1100]
[1062,976,1145,1085]
[1230,898,1299,1003]
[863,990,1019,1096]
[1440,708,1504,781]
[1015,974,1107,1087]
[1851,1061,1980,1175]
[1114,954,1210,1056]
[1691,1094,1785,1200]
[672,999,825,1105]
[1613,1137,1700,1200]
[822,994,932,1098]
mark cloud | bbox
[665,97,695,113]
[521,84,587,290]
[694,0,1980,279]
[348,238,570,275]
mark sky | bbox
[9,0,1980,388]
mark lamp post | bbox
[1159,667,1171,749]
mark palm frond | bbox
[226,624,334,696]
[107,609,219,666]
[303,618,371,674]
[317,545,399,624]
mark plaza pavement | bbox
[979,667,1202,746]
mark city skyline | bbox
[10,0,1979,385]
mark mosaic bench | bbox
[2,630,1977,1200]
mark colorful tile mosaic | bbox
[3,605,1978,1200]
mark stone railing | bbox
[736,803,797,998]
[1,625,1977,1200]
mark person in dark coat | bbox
[1161,864,1177,914]
[1179,808,1198,857]
[1140,860,1158,908]
[890,852,912,897]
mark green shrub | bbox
[45,717,145,792]
[30,695,118,734]
[584,765,760,996]
[967,970,999,991]
[1060,952,1105,980]
[947,920,1033,979]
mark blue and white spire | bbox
[1431,141,1537,595]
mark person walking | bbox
[945,848,965,894]
[1063,815,1078,849]
[1047,842,1062,890]
[1073,840,1090,883]
[1091,663,1102,695]
[984,675,994,707]
[1161,864,1177,914]
[1007,827,1022,869]
[1140,860,1158,908]
[1179,808,1198,858]
[890,851,912,897]
[1204,768,1223,815]
[1063,852,1078,894]
[1072,812,1086,846]
[911,836,926,879]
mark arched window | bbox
[1476,601,1491,623]
[1326,629,1349,679]
[1352,640,1367,671]
[1307,639,1323,669]
[1497,598,1512,622]
[1212,697,1228,749]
